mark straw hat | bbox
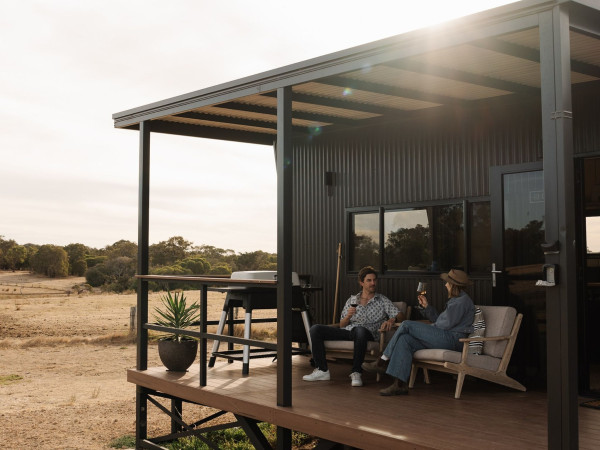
[440,269,471,287]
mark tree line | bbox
[0,235,276,292]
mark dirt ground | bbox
[0,271,277,449]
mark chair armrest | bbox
[379,323,400,351]
[457,334,511,363]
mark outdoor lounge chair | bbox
[408,305,526,399]
[324,301,410,379]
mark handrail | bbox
[137,275,281,386]
[145,324,277,350]
[135,274,276,286]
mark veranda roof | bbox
[113,0,600,145]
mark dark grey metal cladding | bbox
[291,89,600,324]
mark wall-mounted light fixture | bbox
[324,171,335,196]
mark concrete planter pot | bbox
[157,339,198,372]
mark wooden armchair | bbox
[324,302,410,370]
[408,305,526,399]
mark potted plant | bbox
[153,290,200,372]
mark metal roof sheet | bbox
[113,1,600,145]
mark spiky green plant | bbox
[153,291,200,342]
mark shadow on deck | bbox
[128,355,600,449]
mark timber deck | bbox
[128,355,600,449]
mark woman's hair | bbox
[447,282,462,298]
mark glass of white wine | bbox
[416,282,427,309]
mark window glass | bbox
[384,209,430,270]
[503,171,545,266]
[349,212,379,271]
[349,202,469,274]
[433,204,464,271]
[587,216,600,253]
[470,202,491,272]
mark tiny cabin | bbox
[114,1,600,448]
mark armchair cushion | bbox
[323,339,380,353]
[480,306,516,358]
[413,348,501,372]
[467,307,486,355]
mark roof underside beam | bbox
[212,101,359,126]
[262,90,395,116]
[386,58,540,96]
[317,74,465,107]
[174,111,307,134]
[569,2,600,39]
[472,36,600,78]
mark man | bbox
[303,266,399,387]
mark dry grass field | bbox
[0,270,277,449]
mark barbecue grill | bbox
[208,270,316,374]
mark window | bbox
[470,202,491,272]
[349,211,380,271]
[348,200,488,274]
[384,209,430,271]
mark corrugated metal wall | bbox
[292,93,600,324]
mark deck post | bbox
[136,121,151,448]
[137,120,150,371]
[200,284,208,386]
[276,85,294,448]
[135,386,148,448]
[276,85,293,407]
[539,6,578,449]
[170,398,183,434]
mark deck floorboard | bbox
[128,356,599,449]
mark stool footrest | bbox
[211,347,310,361]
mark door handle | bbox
[491,263,502,287]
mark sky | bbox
[1,0,524,253]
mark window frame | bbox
[346,197,489,276]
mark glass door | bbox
[490,162,546,388]
[578,156,600,396]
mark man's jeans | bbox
[309,324,374,373]
[383,320,464,382]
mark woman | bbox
[362,269,475,396]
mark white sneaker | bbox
[350,371,363,387]
[303,369,331,381]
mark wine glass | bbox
[415,282,427,309]
[349,301,358,320]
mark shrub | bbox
[149,264,193,291]
[85,267,107,287]
[71,258,88,276]
[209,264,232,276]
[179,256,211,274]
[166,422,314,449]
[85,255,107,268]
[108,435,136,449]
[30,245,69,278]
